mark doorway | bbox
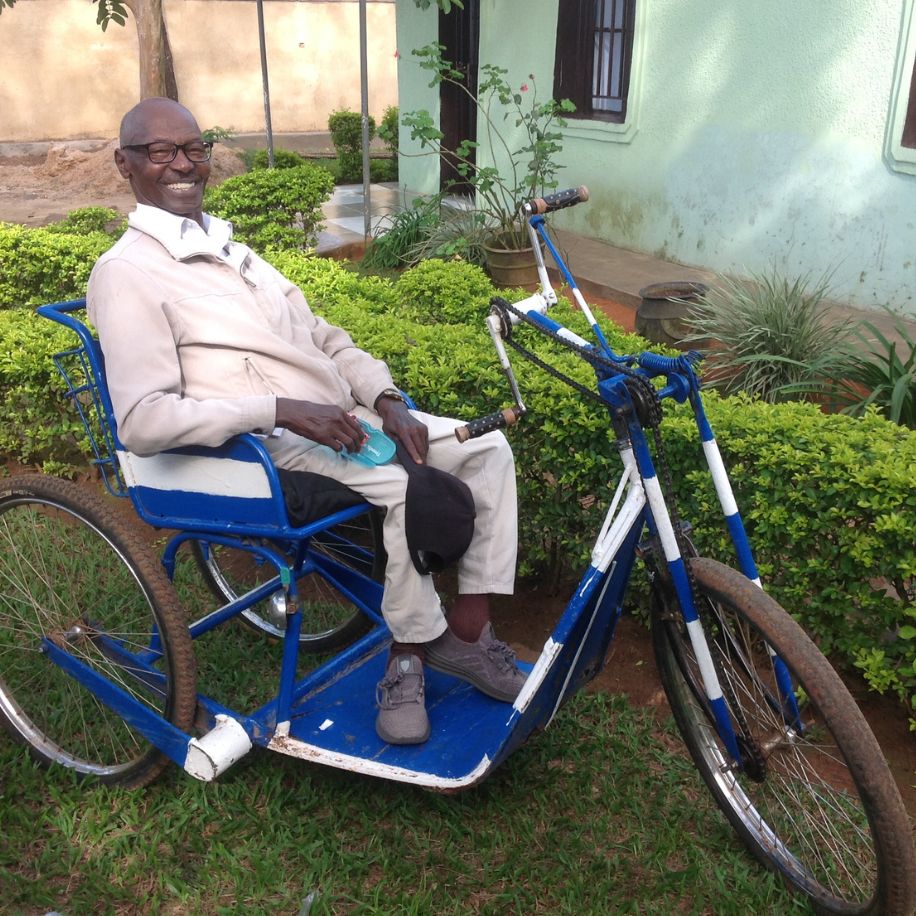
[438,1,480,195]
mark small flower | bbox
[393,49,401,59]
[520,83,529,92]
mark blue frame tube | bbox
[689,389,762,585]
[627,420,743,763]
[531,216,616,357]
[42,638,192,769]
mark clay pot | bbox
[636,281,709,349]
[484,234,543,287]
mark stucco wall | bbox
[1,0,397,141]
[396,0,916,315]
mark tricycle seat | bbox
[36,299,370,537]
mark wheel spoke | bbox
[191,509,382,652]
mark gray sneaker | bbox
[376,653,431,745]
[426,623,527,703]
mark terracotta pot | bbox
[483,235,543,288]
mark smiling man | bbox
[115,98,211,225]
[87,98,526,745]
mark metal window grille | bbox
[591,0,629,115]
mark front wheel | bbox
[651,557,915,915]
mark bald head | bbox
[119,97,200,147]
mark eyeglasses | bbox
[121,141,213,164]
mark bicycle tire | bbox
[191,508,384,653]
[0,475,197,788]
[651,556,915,915]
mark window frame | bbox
[885,0,916,175]
[554,0,636,125]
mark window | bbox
[554,0,636,122]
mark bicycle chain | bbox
[498,300,763,770]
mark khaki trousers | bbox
[266,407,518,643]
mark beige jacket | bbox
[87,207,395,456]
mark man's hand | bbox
[275,398,365,453]
[376,398,429,464]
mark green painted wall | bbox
[395,0,916,316]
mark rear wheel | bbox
[0,475,196,787]
[192,508,384,653]
[652,557,915,915]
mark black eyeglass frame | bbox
[120,141,214,164]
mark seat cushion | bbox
[277,468,366,527]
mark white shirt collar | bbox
[128,204,236,262]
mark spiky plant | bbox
[685,267,856,403]
[823,310,916,427]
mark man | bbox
[88,98,525,745]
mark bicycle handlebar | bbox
[524,186,589,215]
[454,407,522,443]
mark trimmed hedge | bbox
[268,257,916,724]
[0,308,88,471]
[328,109,376,183]
[203,163,335,252]
[0,223,114,308]
[0,240,912,723]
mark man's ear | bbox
[113,148,132,180]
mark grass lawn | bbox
[0,691,806,915]
[0,545,809,915]
[0,578,806,916]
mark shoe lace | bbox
[486,638,518,671]
[377,670,424,709]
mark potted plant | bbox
[402,43,574,284]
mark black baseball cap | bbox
[396,443,476,575]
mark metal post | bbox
[256,0,275,168]
[359,0,371,238]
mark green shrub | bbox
[203,164,335,252]
[362,198,441,269]
[686,266,855,402]
[807,309,916,428]
[370,157,397,183]
[404,205,490,266]
[0,223,113,309]
[202,126,236,143]
[44,207,126,239]
[265,251,397,314]
[0,308,89,470]
[377,105,399,157]
[394,259,494,324]
[364,197,489,270]
[248,148,307,171]
[328,109,376,183]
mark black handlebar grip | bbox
[455,407,521,443]
[525,186,589,215]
